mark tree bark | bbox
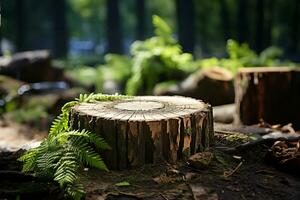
[154,67,235,106]
[135,0,146,40]
[0,0,2,56]
[52,0,68,58]
[15,0,26,52]
[255,0,264,53]
[70,96,214,169]
[0,50,64,82]
[264,0,273,49]
[106,0,123,53]
[235,67,300,130]
[290,0,300,54]
[237,0,248,43]
[219,0,231,42]
[176,0,195,53]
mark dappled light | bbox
[1,1,300,200]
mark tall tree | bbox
[135,0,146,40]
[15,0,26,51]
[219,0,231,42]
[290,0,300,54]
[255,0,264,53]
[255,0,273,53]
[106,0,123,54]
[0,1,2,55]
[263,0,273,49]
[52,0,68,58]
[237,0,248,43]
[176,0,195,53]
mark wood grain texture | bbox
[69,96,214,169]
[235,67,300,129]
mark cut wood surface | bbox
[154,67,234,106]
[235,67,300,129]
[70,96,214,169]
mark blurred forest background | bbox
[1,0,300,61]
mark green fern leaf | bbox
[65,181,85,200]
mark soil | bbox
[1,121,300,200]
[82,149,300,200]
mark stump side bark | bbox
[235,67,300,129]
[154,67,234,106]
[69,96,214,169]
[0,50,64,83]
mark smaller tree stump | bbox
[70,96,214,169]
[235,67,300,129]
[0,50,64,83]
[154,67,234,106]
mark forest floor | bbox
[0,120,300,200]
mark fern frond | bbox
[56,129,110,150]
[65,181,85,200]
[19,93,124,199]
[69,138,108,171]
[75,93,95,103]
[54,151,78,187]
[18,149,39,172]
[87,132,111,150]
[49,114,67,137]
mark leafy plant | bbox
[197,39,292,74]
[19,93,130,200]
[125,15,195,95]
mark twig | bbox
[160,193,169,200]
[223,162,243,178]
[215,130,243,135]
[241,194,247,200]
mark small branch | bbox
[223,162,243,178]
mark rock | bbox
[189,184,219,200]
[188,152,214,169]
[213,104,235,124]
[184,172,198,181]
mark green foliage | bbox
[65,54,131,93]
[102,54,132,83]
[125,15,194,95]
[19,93,130,200]
[10,105,48,124]
[197,39,291,74]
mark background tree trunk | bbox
[219,0,230,41]
[255,0,264,53]
[237,0,248,43]
[15,0,26,52]
[106,0,123,54]
[263,0,273,49]
[135,0,146,40]
[70,96,214,169]
[176,0,195,53]
[290,0,300,54]
[0,0,2,56]
[52,0,68,58]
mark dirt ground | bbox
[1,120,300,200]
[82,143,300,200]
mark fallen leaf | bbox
[115,181,130,187]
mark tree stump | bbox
[69,96,214,169]
[154,67,234,106]
[0,50,64,83]
[235,67,300,129]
